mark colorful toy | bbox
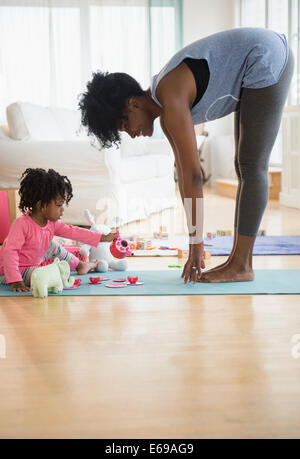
[80,209,128,273]
[206,232,217,239]
[127,281,144,285]
[136,240,146,250]
[110,234,132,259]
[105,282,128,288]
[31,257,75,298]
[153,225,169,240]
[216,230,232,236]
[127,276,138,284]
[89,276,102,284]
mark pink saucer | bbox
[126,281,144,286]
[113,278,127,282]
[105,283,128,288]
[65,278,81,289]
[98,276,110,281]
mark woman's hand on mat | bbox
[11,281,31,292]
[100,232,119,242]
[181,242,205,284]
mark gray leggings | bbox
[234,49,294,236]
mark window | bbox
[0,0,182,124]
[238,0,298,164]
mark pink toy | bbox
[127,276,138,284]
[126,280,144,286]
[89,276,102,284]
[105,283,128,288]
[110,234,132,259]
[66,278,81,289]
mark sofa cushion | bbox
[6,102,85,141]
[49,107,85,141]
[120,154,173,183]
[6,102,62,141]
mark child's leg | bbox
[44,239,99,274]
[0,267,39,287]
[43,240,79,272]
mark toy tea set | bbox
[30,210,141,297]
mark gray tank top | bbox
[151,28,289,124]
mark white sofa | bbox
[0,102,177,226]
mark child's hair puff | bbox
[18,168,73,214]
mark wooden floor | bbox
[0,188,300,439]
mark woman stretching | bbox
[79,27,294,284]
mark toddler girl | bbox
[0,168,117,292]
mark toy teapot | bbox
[110,234,132,259]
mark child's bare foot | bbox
[76,260,98,275]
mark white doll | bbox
[80,210,128,272]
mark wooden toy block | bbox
[136,241,145,250]
[206,232,213,239]
[178,248,189,258]
[159,233,168,239]
[129,242,136,250]
[160,226,167,232]
[217,230,231,236]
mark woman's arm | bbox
[159,101,205,283]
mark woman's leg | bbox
[200,51,294,282]
[202,110,242,273]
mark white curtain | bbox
[0,0,181,124]
[239,0,297,165]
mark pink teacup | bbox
[127,276,138,284]
[89,276,101,284]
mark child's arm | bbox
[54,221,117,246]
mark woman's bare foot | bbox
[203,230,238,274]
[76,260,99,275]
[198,262,254,283]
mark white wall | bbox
[183,0,236,137]
[183,0,236,46]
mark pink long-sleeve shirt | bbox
[0,213,102,283]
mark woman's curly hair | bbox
[18,168,73,214]
[78,71,145,148]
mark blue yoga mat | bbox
[0,270,299,296]
[206,235,300,255]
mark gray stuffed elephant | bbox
[31,257,74,298]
